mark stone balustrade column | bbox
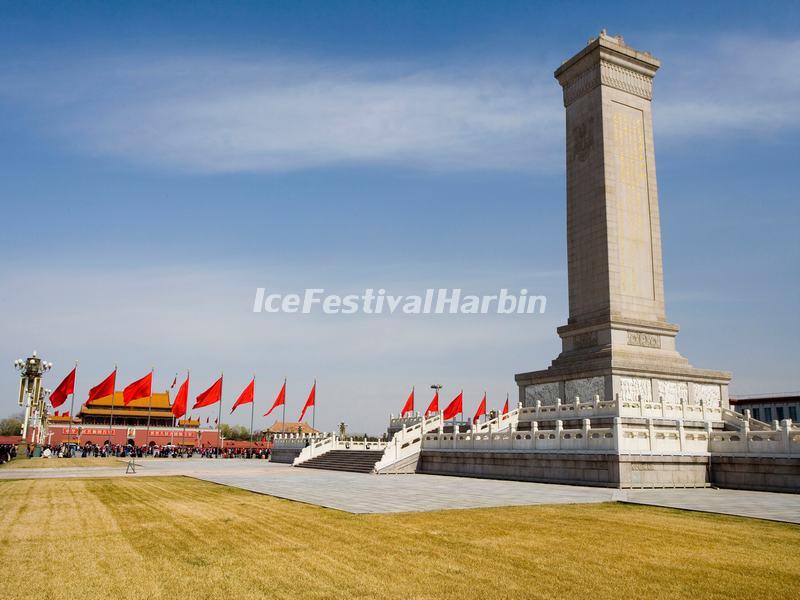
[677,419,685,453]
[782,420,792,454]
[532,421,539,450]
[613,417,622,452]
[582,418,590,451]
[556,419,563,450]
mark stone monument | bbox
[515,31,731,409]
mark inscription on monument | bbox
[627,331,661,348]
[613,102,655,301]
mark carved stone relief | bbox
[565,377,605,402]
[618,377,652,402]
[525,382,560,406]
[656,380,688,404]
[691,383,721,407]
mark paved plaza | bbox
[1,459,798,523]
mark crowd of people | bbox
[9,441,272,461]
[0,443,17,464]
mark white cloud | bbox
[654,36,800,139]
[2,35,798,174]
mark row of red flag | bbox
[48,367,317,422]
[400,387,510,424]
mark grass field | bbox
[0,477,797,599]
[0,456,126,469]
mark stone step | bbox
[297,449,385,473]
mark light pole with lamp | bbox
[13,351,53,447]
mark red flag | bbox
[54,410,60,416]
[123,372,153,405]
[63,411,70,418]
[194,376,223,409]
[502,394,509,416]
[264,380,286,417]
[172,374,189,419]
[401,387,414,417]
[50,367,76,408]
[425,391,439,417]
[298,381,316,422]
[231,378,255,414]
[472,392,487,424]
[88,368,116,403]
[443,391,463,420]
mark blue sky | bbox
[1,1,798,433]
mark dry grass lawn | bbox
[0,456,126,469]
[0,477,797,599]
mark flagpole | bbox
[217,372,224,452]
[281,377,286,439]
[249,373,255,443]
[109,365,117,447]
[312,378,316,433]
[68,361,78,447]
[182,370,189,452]
[145,367,154,453]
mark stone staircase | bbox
[296,449,386,473]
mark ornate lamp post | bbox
[13,351,52,444]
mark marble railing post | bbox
[638,395,644,416]
[782,420,793,454]
[582,418,590,450]
[677,419,685,453]
[532,421,539,450]
[613,417,623,452]
[659,396,666,418]
[556,419,563,450]
[647,418,655,453]
[743,418,750,454]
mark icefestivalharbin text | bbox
[252,288,546,315]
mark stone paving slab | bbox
[1,459,798,523]
[622,488,800,524]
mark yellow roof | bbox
[87,391,171,409]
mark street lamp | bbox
[13,351,53,444]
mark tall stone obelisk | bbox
[516,32,731,408]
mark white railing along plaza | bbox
[374,412,444,472]
[710,419,799,456]
[272,433,328,450]
[422,415,798,457]
[520,395,724,423]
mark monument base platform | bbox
[710,455,800,494]
[417,450,710,489]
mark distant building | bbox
[729,394,799,424]
[46,390,219,447]
[78,391,175,427]
[263,420,319,437]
